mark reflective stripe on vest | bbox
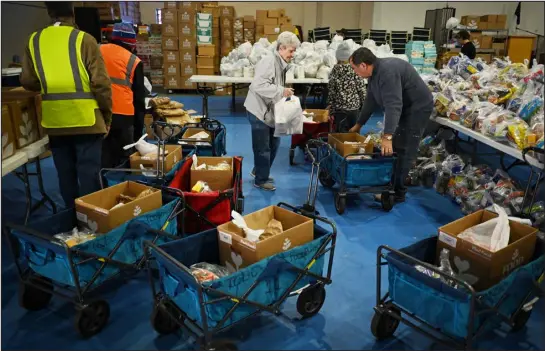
[29,26,98,128]
[100,43,140,116]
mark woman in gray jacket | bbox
[244,32,301,191]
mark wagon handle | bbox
[522,147,544,165]
[305,139,332,165]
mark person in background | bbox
[455,30,476,60]
[244,31,301,191]
[327,41,367,132]
[21,1,112,209]
[349,48,433,203]
[100,22,146,168]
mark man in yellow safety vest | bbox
[21,1,112,209]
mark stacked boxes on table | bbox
[220,7,235,59]
[460,14,507,30]
[243,16,256,44]
[255,8,293,43]
[405,41,436,74]
[73,1,141,23]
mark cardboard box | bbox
[256,10,268,20]
[178,9,196,24]
[197,35,213,45]
[197,27,213,37]
[179,37,196,51]
[181,63,196,77]
[480,35,493,49]
[197,18,212,28]
[1,104,16,159]
[197,55,215,66]
[150,24,162,35]
[150,55,163,69]
[161,8,177,23]
[256,25,265,35]
[144,115,154,139]
[222,28,233,39]
[179,24,195,37]
[213,26,220,38]
[164,75,183,89]
[478,22,489,30]
[480,14,497,23]
[244,21,255,29]
[264,25,280,35]
[217,206,314,271]
[268,9,281,18]
[469,33,482,48]
[476,53,493,63]
[461,15,481,28]
[180,49,196,64]
[304,109,329,123]
[75,181,162,234]
[2,93,40,148]
[182,77,197,90]
[198,44,216,56]
[496,14,507,23]
[197,12,213,21]
[163,62,180,76]
[243,15,255,22]
[201,6,220,18]
[162,36,178,51]
[219,5,234,17]
[328,133,374,157]
[181,127,212,145]
[180,2,202,10]
[220,16,233,29]
[190,156,233,191]
[492,42,505,51]
[164,1,177,9]
[163,50,180,64]
[266,34,278,42]
[488,21,506,30]
[162,22,178,37]
[129,145,182,173]
[280,24,296,33]
[197,66,215,75]
[437,209,538,291]
[264,18,278,25]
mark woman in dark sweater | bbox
[456,30,476,59]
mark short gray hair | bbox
[276,31,300,50]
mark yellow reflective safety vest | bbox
[28,25,99,128]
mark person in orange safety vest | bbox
[100,22,146,168]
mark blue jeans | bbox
[249,113,280,185]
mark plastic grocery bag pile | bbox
[424,55,544,153]
[220,36,408,80]
[405,134,545,228]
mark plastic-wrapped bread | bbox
[150,97,171,107]
[162,101,184,109]
[259,219,283,241]
[156,108,186,117]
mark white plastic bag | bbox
[323,50,337,68]
[124,134,158,156]
[231,211,263,243]
[237,42,252,58]
[274,96,303,136]
[458,204,511,252]
[446,17,460,30]
[316,65,332,79]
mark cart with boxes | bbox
[3,182,185,338]
[372,210,544,350]
[315,134,397,214]
[144,202,337,351]
[289,109,333,166]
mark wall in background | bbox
[1,2,50,67]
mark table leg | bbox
[21,164,32,225]
[34,158,57,214]
[302,85,311,109]
[232,83,236,112]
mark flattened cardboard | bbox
[129,144,182,172]
[437,209,538,291]
[218,206,314,271]
[328,133,374,157]
[75,181,162,234]
[190,156,233,191]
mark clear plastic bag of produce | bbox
[190,262,230,281]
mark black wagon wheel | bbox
[151,301,182,335]
[74,300,110,338]
[204,340,238,351]
[511,308,533,332]
[18,277,54,311]
[380,191,395,212]
[296,284,326,318]
[334,193,346,215]
[318,169,335,188]
[370,304,401,340]
[289,148,296,166]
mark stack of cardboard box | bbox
[460,14,507,30]
[74,1,141,23]
[220,6,235,58]
[255,9,292,42]
[243,16,256,44]
[233,17,244,47]
[136,25,163,87]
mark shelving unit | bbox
[390,31,409,54]
[441,28,509,62]
[368,29,388,46]
[412,27,432,41]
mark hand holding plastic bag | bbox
[458,204,510,252]
[231,211,263,242]
[274,96,303,136]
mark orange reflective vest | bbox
[100,43,141,116]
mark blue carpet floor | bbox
[1,95,543,350]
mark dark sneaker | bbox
[250,170,274,182]
[254,182,276,191]
[374,193,406,203]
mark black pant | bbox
[102,114,135,169]
[393,108,432,199]
[334,110,359,133]
[49,134,103,209]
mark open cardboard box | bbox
[190,156,233,191]
[304,109,329,123]
[437,209,538,291]
[75,181,162,234]
[1,103,17,159]
[328,133,374,157]
[2,88,42,148]
[129,144,182,173]
[181,128,212,145]
[217,206,314,271]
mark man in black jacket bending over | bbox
[349,48,433,203]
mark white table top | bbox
[1,151,28,177]
[188,75,327,85]
[433,117,543,169]
[20,136,49,159]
